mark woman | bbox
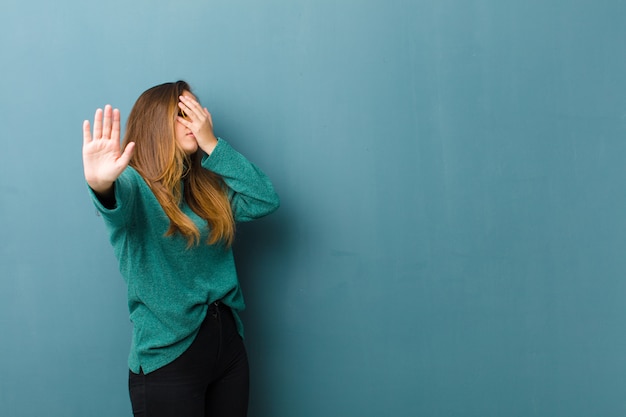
[82,80,279,417]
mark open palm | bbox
[82,105,135,193]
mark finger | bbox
[102,105,112,139]
[117,142,136,167]
[178,102,199,123]
[111,108,121,142]
[176,116,191,127]
[93,108,103,139]
[178,101,191,115]
[83,120,92,145]
[180,94,200,107]
[179,95,204,117]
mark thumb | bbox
[118,142,136,166]
[204,108,213,127]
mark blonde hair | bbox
[122,81,235,247]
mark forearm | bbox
[87,169,137,218]
[198,134,218,156]
[203,139,280,220]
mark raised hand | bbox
[177,94,218,155]
[82,105,135,194]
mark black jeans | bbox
[128,302,249,417]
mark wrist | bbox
[86,178,114,196]
[198,135,218,155]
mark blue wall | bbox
[1,0,626,416]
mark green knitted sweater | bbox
[88,138,279,374]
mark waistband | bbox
[208,300,226,312]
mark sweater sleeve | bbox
[87,168,139,227]
[201,138,280,222]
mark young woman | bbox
[82,80,279,417]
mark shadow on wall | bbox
[232,205,297,416]
[234,207,293,294]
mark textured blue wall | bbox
[1,0,626,416]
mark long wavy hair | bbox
[122,80,235,247]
